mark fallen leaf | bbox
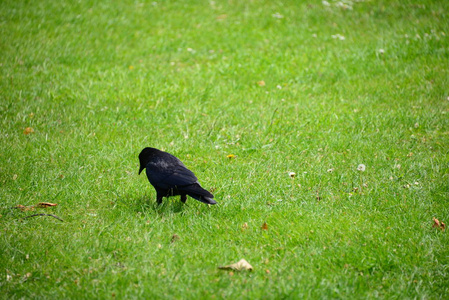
[433,217,446,231]
[219,259,253,271]
[23,127,34,135]
[433,217,440,228]
[257,80,266,87]
[37,202,58,208]
[171,234,180,243]
[242,222,249,230]
[16,205,26,211]
[15,205,34,211]
[261,222,268,230]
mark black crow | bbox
[138,147,216,205]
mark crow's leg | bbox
[156,189,164,205]
[180,194,187,203]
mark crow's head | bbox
[138,147,159,174]
[138,164,145,175]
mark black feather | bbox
[138,147,216,205]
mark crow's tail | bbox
[183,183,217,205]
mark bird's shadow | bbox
[132,194,189,215]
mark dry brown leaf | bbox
[433,217,446,231]
[261,222,268,230]
[433,217,440,228]
[15,205,26,211]
[15,205,34,212]
[257,80,266,87]
[219,259,253,271]
[23,127,34,135]
[37,202,58,208]
[242,222,249,230]
[171,234,180,243]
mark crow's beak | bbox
[139,166,144,175]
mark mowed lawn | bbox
[1,0,448,298]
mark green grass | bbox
[1,0,448,298]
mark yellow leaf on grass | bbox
[261,222,268,230]
[219,259,253,271]
[37,202,58,208]
[23,127,34,135]
[15,205,34,211]
[433,217,446,231]
[257,80,266,87]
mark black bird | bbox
[138,147,216,205]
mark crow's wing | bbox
[145,157,198,190]
[180,182,216,204]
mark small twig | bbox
[269,108,279,128]
[316,189,321,202]
[22,214,64,222]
